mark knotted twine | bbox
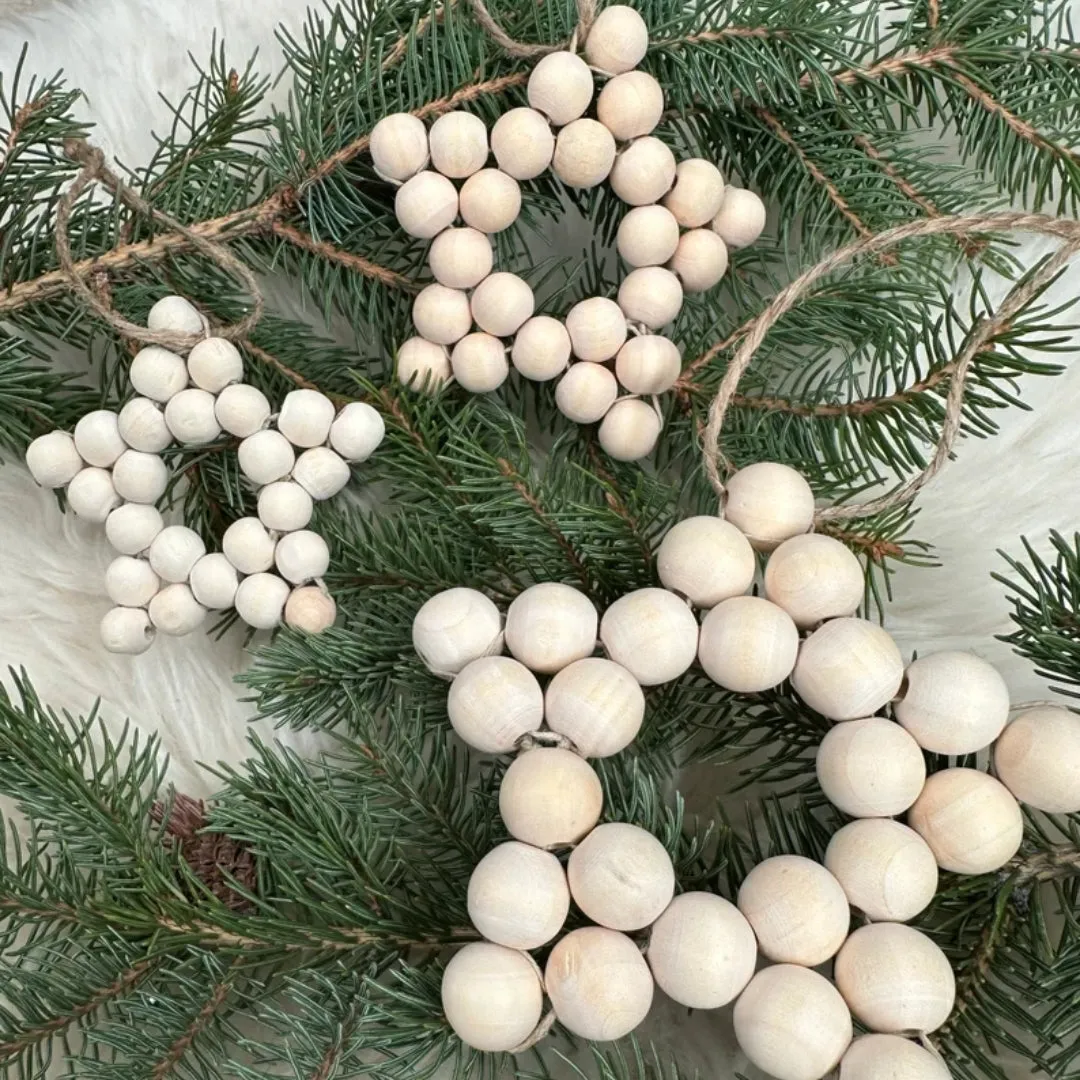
[467,0,597,56]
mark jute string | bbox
[54,138,265,351]
[467,0,597,57]
[702,212,1080,523]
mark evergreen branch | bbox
[149,966,237,1080]
[658,25,787,46]
[816,522,905,562]
[853,133,945,220]
[812,44,960,88]
[1013,845,1080,883]
[271,221,416,291]
[242,338,335,396]
[380,1,454,71]
[927,0,940,30]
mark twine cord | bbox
[467,0,597,57]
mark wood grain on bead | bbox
[840,1035,952,1080]
[67,467,121,522]
[234,572,291,629]
[258,481,314,533]
[238,429,295,486]
[74,410,125,467]
[292,447,351,501]
[698,596,799,693]
[555,363,619,423]
[527,51,594,126]
[609,136,676,206]
[164,388,221,445]
[447,655,543,753]
[598,398,661,461]
[724,462,815,551]
[504,582,598,674]
[118,397,172,452]
[188,553,240,610]
[105,504,164,556]
[668,228,728,292]
[451,333,509,393]
[511,316,571,381]
[600,587,698,686]
[277,389,336,449]
[764,533,864,628]
[412,283,473,345]
[544,657,645,757]
[397,336,451,392]
[369,112,429,181]
[394,170,459,239]
[428,111,488,178]
[147,525,206,583]
[499,746,603,847]
[284,586,337,633]
[25,431,83,488]
[412,586,503,676]
[223,517,277,575]
[614,334,681,395]
[215,383,271,438]
[470,272,535,338]
[617,266,683,329]
[713,187,767,247]
[584,5,650,74]
[111,450,168,505]
[566,297,628,362]
[597,71,664,140]
[994,705,1080,813]
[491,107,555,180]
[186,336,243,393]
[130,346,188,403]
[616,204,681,267]
[553,118,617,189]
[429,227,494,290]
[656,515,755,608]
[663,159,725,227]
[148,583,207,636]
[275,529,330,584]
[100,607,155,655]
[459,169,522,233]
[329,402,385,463]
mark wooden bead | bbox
[130,346,188,403]
[527,51,594,127]
[257,481,314,533]
[234,572,291,629]
[765,533,864,628]
[669,228,728,292]
[713,187,767,248]
[597,71,664,140]
[511,316,571,381]
[428,111,488,179]
[238,429,295,487]
[429,227,494,290]
[448,656,543,753]
[74,410,126,467]
[105,555,160,608]
[545,927,654,1041]
[699,596,799,693]
[610,137,676,206]
[100,606,155,655]
[396,336,451,393]
[825,819,938,923]
[584,4,649,74]
[412,586,503,676]
[25,431,83,488]
[148,525,206,583]
[470,273,535,337]
[186,337,243,393]
[566,297,627,362]
[223,517,277,575]
[146,295,206,336]
[442,942,543,1053]
[555,363,618,423]
[188,552,240,610]
[369,112,429,181]
[67,467,121,522]
[647,892,757,1009]
[816,718,927,817]
[148,583,207,636]
[467,840,570,949]
[617,204,680,267]
[600,587,698,686]
[656,515,755,608]
[544,657,644,757]
[835,923,955,1035]
[617,267,683,329]
[598,398,661,461]
[284,586,337,633]
[329,402,385,462]
[663,159,725,227]
[737,855,850,966]
[615,334,681,394]
[894,651,1010,755]
[994,705,1080,813]
[734,965,853,1080]
[499,746,603,847]
[275,529,330,584]
[459,169,522,233]
[293,447,350,501]
[395,171,459,239]
[568,821,675,931]
[111,450,168,505]
[215,383,270,438]
[792,618,905,721]
[724,462,815,550]
[907,768,1023,875]
[164,388,221,445]
[553,119,617,189]
[451,333,509,393]
[105,503,164,555]
[840,1035,951,1080]
[505,582,598,674]
[118,398,171,453]
[277,389,336,449]
[490,108,554,180]
[412,285,473,346]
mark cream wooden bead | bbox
[118,398,172,453]
[105,556,160,608]
[527,51,593,127]
[413,587,503,676]
[164,388,221,446]
[544,657,644,757]
[545,927,654,1042]
[994,705,1080,813]
[130,346,188,403]
[656,516,755,608]
[25,431,83,488]
[467,840,570,949]
[238,429,295,487]
[284,586,337,632]
[275,529,330,584]
[616,204,680,267]
[100,607,155,655]
[792,617,904,721]
[111,451,168,505]
[584,4,649,74]
[234,572,290,629]
[428,111,488,179]
[105,503,164,555]
[257,481,313,533]
[825,819,938,923]
[429,228,493,290]
[277,389,336,449]
[568,822,675,931]
[186,337,243,393]
[148,583,207,636]
[411,285,472,346]
[598,398,661,461]
[764,533,864,628]
[215,383,270,438]
[669,228,728,292]
[555,363,618,423]
[553,119,617,189]
[491,108,555,180]
[597,71,663,140]
[734,965,853,1080]
[600,587,698,686]
[663,159,725,227]
[442,942,543,1053]
[724,461,815,550]
[451,333,509,393]
[617,267,683,329]
[459,169,521,233]
[816,718,927,818]
[835,924,955,1035]
[504,582,598,674]
[840,1035,951,1080]
[470,273,534,338]
[713,187,767,248]
[148,525,205,583]
[647,892,757,1009]
[614,335,681,395]
[698,596,799,693]
[566,297,627,362]
[395,171,459,239]
[67,467,121,522]
[737,855,850,966]
[609,136,676,206]
[329,402,385,462]
[147,295,206,336]
[894,651,1010,755]
[511,316,571,381]
[499,746,603,847]
[396,337,451,393]
[223,517,277,575]
[295,447,351,500]
[447,656,543,753]
[74,410,125,467]
[369,112,429,181]
[908,768,1023,874]
[188,552,240,610]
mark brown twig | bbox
[1013,845,1080,882]
[310,1019,358,1080]
[1,93,51,162]
[809,44,959,89]
[674,315,756,392]
[853,134,942,219]
[381,1,453,70]
[272,220,416,291]
[816,523,905,562]
[658,26,785,46]
[241,338,346,403]
[585,438,653,569]
[150,969,235,1080]
[927,0,940,30]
